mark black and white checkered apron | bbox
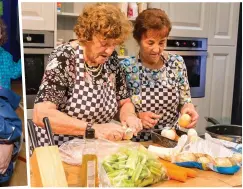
[132,61,180,142]
[35,45,118,147]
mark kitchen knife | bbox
[27,119,39,149]
[43,117,55,146]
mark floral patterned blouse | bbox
[35,43,129,108]
[120,53,192,111]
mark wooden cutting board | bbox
[31,146,68,187]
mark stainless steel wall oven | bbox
[23,30,54,118]
[165,37,208,98]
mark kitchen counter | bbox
[30,141,242,187]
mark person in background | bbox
[0,18,22,90]
[120,8,199,141]
[0,87,22,186]
[33,3,142,147]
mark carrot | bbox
[166,168,187,182]
[160,159,197,178]
[181,167,197,178]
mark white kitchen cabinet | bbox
[21,2,55,31]
[56,2,91,45]
[206,46,237,124]
[208,3,240,46]
[148,3,210,38]
[56,2,144,47]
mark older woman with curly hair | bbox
[33,3,142,146]
[0,18,22,89]
[120,9,199,141]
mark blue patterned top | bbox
[0,47,22,89]
[120,53,192,111]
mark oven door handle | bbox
[24,48,53,55]
[166,51,208,56]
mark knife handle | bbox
[43,117,55,146]
[27,120,39,149]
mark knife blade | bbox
[43,117,55,146]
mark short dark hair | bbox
[133,8,172,43]
[0,18,8,46]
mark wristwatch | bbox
[86,122,93,130]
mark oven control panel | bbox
[165,37,207,51]
[167,39,202,48]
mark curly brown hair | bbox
[133,8,172,43]
[74,3,133,45]
[0,18,8,46]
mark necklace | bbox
[84,62,102,72]
[84,62,103,78]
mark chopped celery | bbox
[102,145,167,187]
[149,167,162,177]
[104,154,118,164]
[107,169,126,178]
[118,163,127,169]
[111,163,120,170]
[135,178,142,186]
[139,153,147,165]
[139,166,151,179]
[121,180,135,187]
[138,177,154,187]
[125,151,138,170]
[132,163,143,182]
[146,159,162,169]
[118,147,132,156]
[118,160,126,165]
[127,168,134,177]
[113,179,134,187]
[117,153,128,161]
[102,161,114,172]
[111,174,129,185]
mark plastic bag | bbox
[148,135,188,162]
[99,143,168,187]
[205,134,242,153]
[59,139,168,186]
[172,133,242,174]
[59,138,122,166]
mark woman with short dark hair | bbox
[120,8,199,141]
